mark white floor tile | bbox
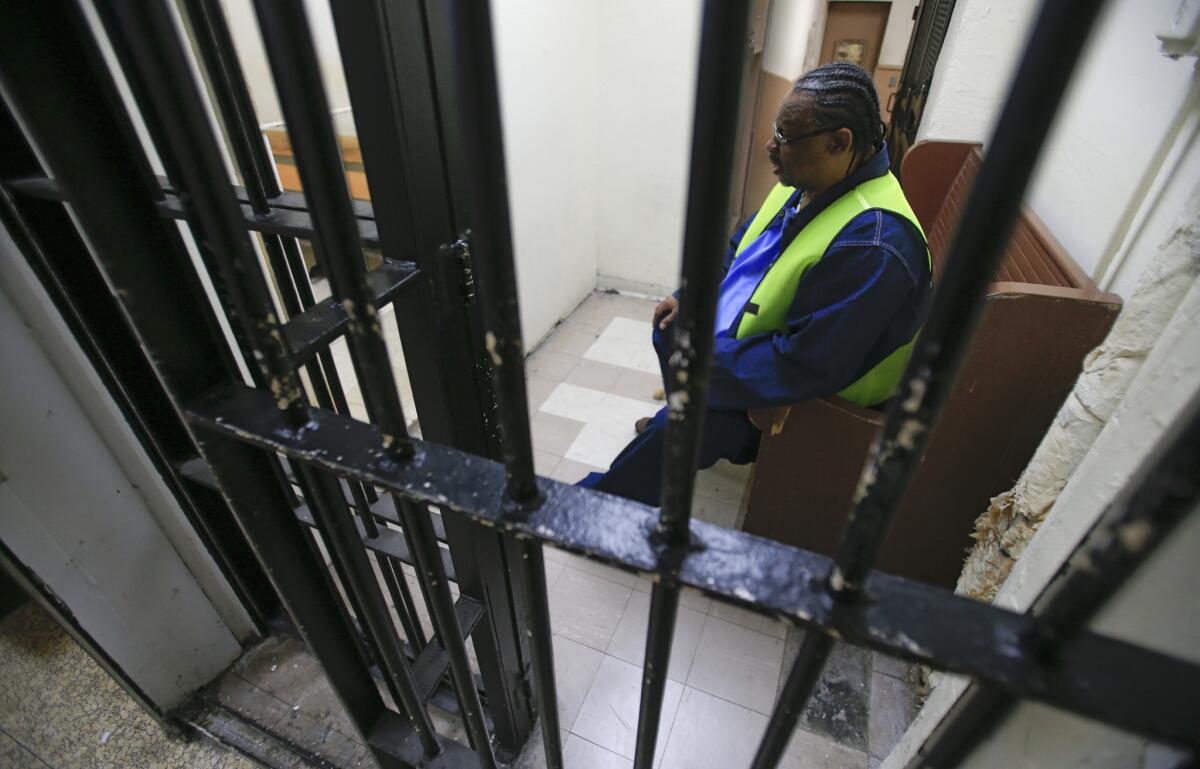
[583,317,660,374]
[633,580,713,615]
[571,655,682,761]
[687,616,784,715]
[605,591,706,683]
[551,634,605,729]
[658,686,767,769]
[708,600,789,640]
[560,552,640,588]
[563,734,633,769]
[539,383,659,468]
[549,567,633,651]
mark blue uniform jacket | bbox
[706,146,932,411]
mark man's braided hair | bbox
[792,62,885,167]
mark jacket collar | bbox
[783,145,892,236]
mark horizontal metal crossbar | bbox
[156,196,381,250]
[2,174,384,248]
[411,596,484,702]
[295,502,456,582]
[180,454,454,577]
[279,260,418,363]
[187,381,1200,750]
[158,176,378,222]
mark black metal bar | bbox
[281,261,418,364]
[514,544,563,769]
[294,503,458,586]
[439,3,564,766]
[442,0,536,503]
[2,6,451,767]
[297,466,439,752]
[156,195,382,248]
[90,0,306,427]
[633,3,751,767]
[187,381,1200,750]
[251,4,499,765]
[328,1,537,747]
[750,0,1109,765]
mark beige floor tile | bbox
[605,591,706,683]
[571,655,682,761]
[693,459,752,504]
[868,670,920,761]
[708,599,789,640]
[549,567,633,651]
[608,367,663,402]
[526,375,560,411]
[527,350,579,381]
[548,456,605,484]
[633,579,713,614]
[563,734,633,768]
[692,495,740,528]
[531,411,584,456]
[658,686,767,769]
[538,324,605,357]
[687,616,784,715]
[565,359,625,391]
[560,552,640,588]
[551,634,605,729]
[534,449,561,476]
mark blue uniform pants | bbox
[576,325,760,507]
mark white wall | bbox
[0,227,248,709]
[594,0,704,297]
[879,0,918,67]
[217,0,355,133]
[763,0,823,79]
[917,0,1198,297]
[492,0,600,344]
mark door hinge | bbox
[438,230,475,305]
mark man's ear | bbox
[828,127,854,157]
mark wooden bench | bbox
[740,140,1122,588]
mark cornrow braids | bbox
[793,62,886,167]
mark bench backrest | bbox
[901,141,1095,291]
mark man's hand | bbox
[653,295,679,330]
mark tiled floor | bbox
[1,289,923,769]
[509,292,902,768]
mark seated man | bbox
[579,62,932,507]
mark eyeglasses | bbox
[771,121,841,146]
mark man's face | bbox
[766,92,851,191]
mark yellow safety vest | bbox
[733,174,930,406]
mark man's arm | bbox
[657,213,757,330]
[706,211,928,411]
